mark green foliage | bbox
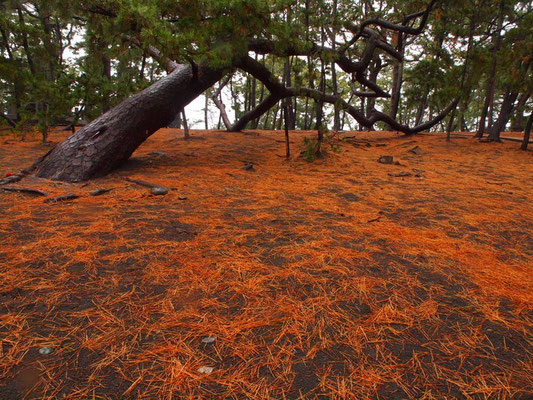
[0,0,531,135]
[302,130,342,162]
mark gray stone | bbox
[151,186,168,195]
[39,347,53,355]
[201,336,216,344]
[197,366,214,374]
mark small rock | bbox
[244,162,255,171]
[197,366,214,374]
[151,187,168,196]
[378,156,394,164]
[412,169,425,174]
[39,347,53,355]
[178,196,188,200]
[90,188,113,196]
[201,336,216,344]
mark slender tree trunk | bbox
[211,75,232,130]
[33,64,225,181]
[389,31,404,120]
[460,115,469,132]
[283,57,295,129]
[359,97,365,131]
[229,77,239,122]
[487,89,519,141]
[314,28,327,133]
[476,0,505,138]
[139,53,146,81]
[446,108,456,141]
[263,108,271,130]
[17,8,36,75]
[304,0,315,130]
[251,58,265,129]
[101,53,112,113]
[331,0,341,131]
[511,92,530,131]
[284,102,291,158]
[520,113,532,150]
[182,109,190,138]
[303,97,310,130]
[447,14,475,140]
[415,93,428,126]
[204,92,209,130]
[272,103,280,130]
[250,70,257,128]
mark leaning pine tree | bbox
[29,0,456,182]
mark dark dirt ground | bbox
[0,128,532,399]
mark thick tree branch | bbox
[233,55,457,134]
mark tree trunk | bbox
[487,89,519,142]
[511,92,530,131]
[476,0,505,138]
[520,113,532,150]
[101,53,112,113]
[182,109,190,138]
[389,31,404,120]
[33,64,224,182]
[211,75,232,130]
[204,92,209,130]
[331,0,341,131]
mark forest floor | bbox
[0,128,532,400]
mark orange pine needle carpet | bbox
[0,128,532,399]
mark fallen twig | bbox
[2,186,49,196]
[44,193,79,203]
[123,177,165,189]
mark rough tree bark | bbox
[487,89,519,142]
[32,64,225,181]
[520,113,532,150]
